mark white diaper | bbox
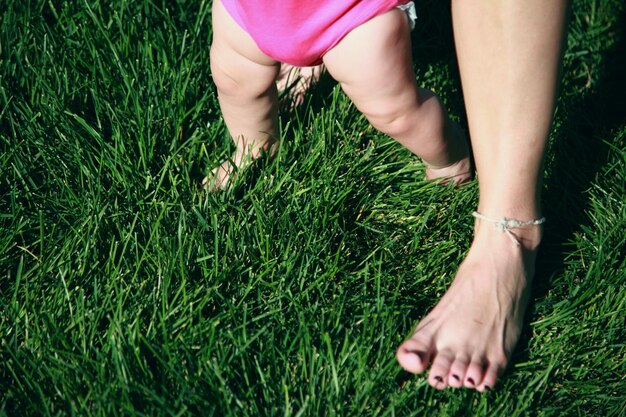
[397,1,418,31]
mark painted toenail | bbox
[434,376,444,383]
[452,374,460,381]
[484,385,492,391]
[467,377,475,386]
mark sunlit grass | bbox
[1,0,625,416]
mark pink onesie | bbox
[221,0,409,67]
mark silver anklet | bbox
[472,211,545,246]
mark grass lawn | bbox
[1,0,625,415]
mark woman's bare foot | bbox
[396,214,543,391]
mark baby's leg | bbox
[322,9,470,183]
[207,0,280,189]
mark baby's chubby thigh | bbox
[210,0,279,99]
[322,9,419,138]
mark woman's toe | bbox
[428,350,455,389]
[463,358,485,389]
[477,363,500,392]
[396,334,433,374]
[447,355,471,388]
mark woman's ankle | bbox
[472,210,544,251]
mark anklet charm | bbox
[472,211,545,246]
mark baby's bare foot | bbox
[424,122,472,185]
[276,64,324,107]
[396,215,543,391]
[424,157,472,185]
[203,141,279,191]
[202,159,236,191]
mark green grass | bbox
[1,0,625,416]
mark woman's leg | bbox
[396,0,569,391]
[207,0,280,190]
[323,9,471,183]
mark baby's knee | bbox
[210,44,242,97]
[210,44,276,100]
